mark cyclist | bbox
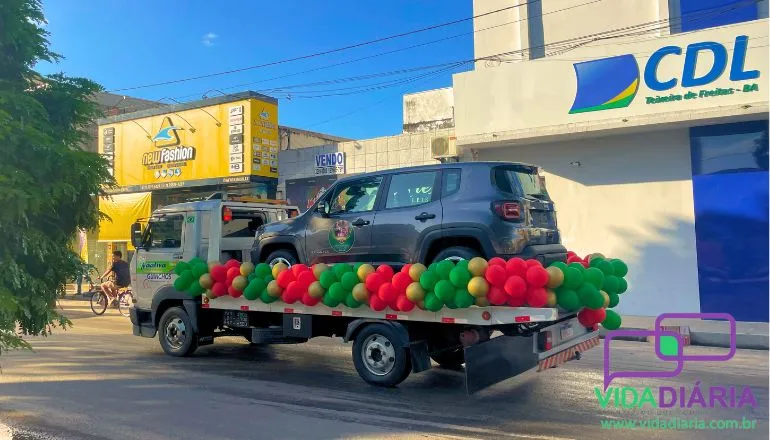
[99,250,131,299]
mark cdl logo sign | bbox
[570,35,761,114]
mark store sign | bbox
[570,35,761,114]
[314,152,345,176]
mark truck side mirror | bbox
[130,223,143,249]
[316,201,329,217]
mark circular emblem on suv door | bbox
[329,219,355,253]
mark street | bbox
[0,300,767,440]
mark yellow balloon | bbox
[417,300,426,310]
[308,281,325,298]
[240,262,255,276]
[546,266,564,289]
[199,273,214,289]
[352,283,370,302]
[266,280,282,298]
[232,276,248,291]
[357,264,375,282]
[405,282,426,302]
[408,263,427,282]
[600,290,610,308]
[312,263,328,280]
[475,296,490,307]
[467,276,489,297]
[467,257,488,277]
[546,289,558,307]
[272,262,288,278]
[205,290,215,299]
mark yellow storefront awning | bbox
[98,192,152,243]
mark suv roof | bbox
[333,161,539,185]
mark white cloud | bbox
[202,32,217,47]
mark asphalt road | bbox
[0,300,767,440]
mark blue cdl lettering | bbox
[730,36,760,81]
[682,41,727,87]
[644,46,681,91]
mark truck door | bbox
[304,176,383,264]
[133,212,186,310]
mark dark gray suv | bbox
[253,162,566,267]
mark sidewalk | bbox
[601,314,769,350]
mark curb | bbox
[598,327,769,350]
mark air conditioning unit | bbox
[431,135,460,159]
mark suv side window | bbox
[328,177,383,214]
[442,169,461,197]
[385,171,438,209]
[144,214,184,249]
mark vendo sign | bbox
[314,152,345,176]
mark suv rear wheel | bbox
[266,249,298,267]
[433,246,480,264]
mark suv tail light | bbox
[538,330,553,352]
[222,207,233,223]
[492,201,521,220]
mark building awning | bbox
[98,192,152,243]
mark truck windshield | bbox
[493,166,549,199]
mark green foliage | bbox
[0,0,112,354]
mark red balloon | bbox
[301,291,320,306]
[526,266,550,288]
[507,290,527,307]
[369,294,386,311]
[226,259,241,269]
[504,275,527,296]
[228,286,242,298]
[396,295,415,312]
[210,265,227,282]
[526,259,543,268]
[291,264,309,277]
[376,264,395,280]
[377,283,398,303]
[567,251,578,259]
[227,266,241,279]
[505,258,528,277]
[577,308,594,327]
[365,272,386,293]
[485,265,507,287]
[487,286,508,305]
[296,271,316,289]
[392,272,412,294]
[277,270,296,289]
[581,261,590,269]
[526,287,548,307]
[283,281,301,304]
[401,264,413,274]
[567,255,583,264]
[488,257,506,268]
[211,282,227,297]
[591,307,607,325]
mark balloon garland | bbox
[172,250,629,330]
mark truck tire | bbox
[431,348,465,369]
[158,306,198,357]
[352,324,411,387]
[433,246,480,264]
[266,249,298,267]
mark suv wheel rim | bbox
[165,317,187,350]
[269,257,292,268]
[444,256,466,262]
[361,334,396,376]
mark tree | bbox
[0,0,112,353]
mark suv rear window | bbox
[222,210,266,238]
[493,166,549,198]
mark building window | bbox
[690,120,768,175]
[675,0,763,33]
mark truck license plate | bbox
[560,324,574,340]
[223,311,249,328]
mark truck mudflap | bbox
[463,317,600,394]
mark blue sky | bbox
[37,0,474,139]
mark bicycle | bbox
[90,274,133,317]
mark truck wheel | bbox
[266,249,298,268]
[158,306,198,357]
[352,324,411,387]
[433,246,480,264]
[431,348,465,369]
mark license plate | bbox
[223,310,249,328]
[560,324,574,340]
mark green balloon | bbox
[247,272,257,282]
[353,262,363,273]
[569,262,586,273]
[344,294,362,308]
[610,259,628,277]
[436,260,455,279]
[322,293,341,308]
[191,262,209,278]
[424,292,444,311]
[341,272,359,291]
[595,259,615,276]
[588,257,605,268]
[260,289,278,303]
[428,262,439,273]
[419,270,439,291]
[602,310,622,330]
[242,284,258,300]
[550,261,569,272]
[454,289,475,308]
[456,259,469,271]
[255,263,272,278]
[583,268,605,290]
[328,282,347,302]
[245,279,266,300]
[556,289,581,311]
[444,296,458,309]
[449,266,471,288]
[263,275,274,284]
[562,267,583,289]
[319,271,337,289]
[332,263,352,279]
[174,261,190,276]
[189,257,206,267]
[434,280,455,302]
[173,270,194,291]
[603,276,621,295]
[187,281,205,297]
[617,277,628,294]
[608,293,620,308]
[579,284,603,310]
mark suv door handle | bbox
[351,218,370,227]
[415,212,436,221]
